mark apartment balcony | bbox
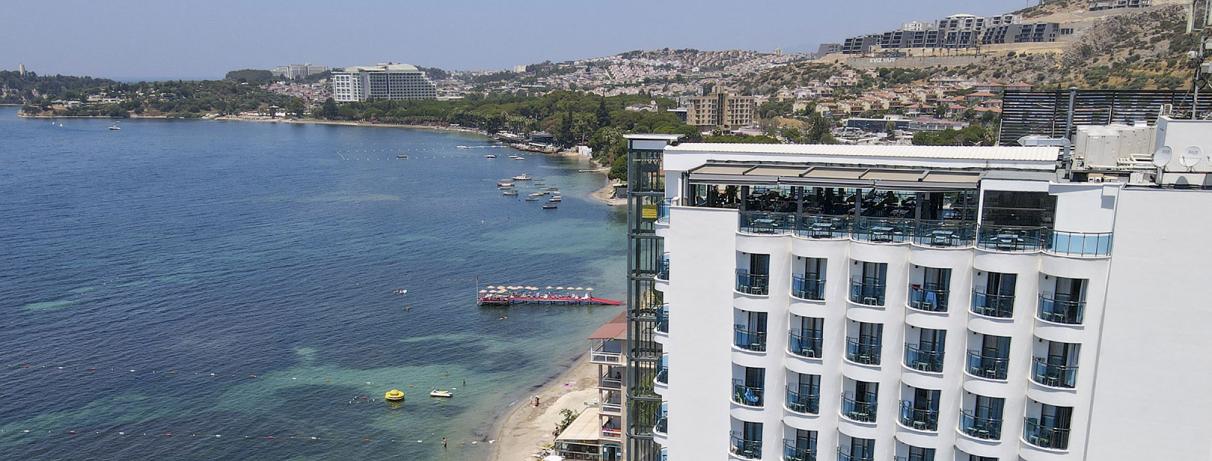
[602,426,623,442]
[734,325,767,352]
[660,447,668,461]
[1037,294,1085,325]
[653,416,667,436]
[903,343,944,373]
[1046,230,1112,257]
[908,283,948,312]
[729,433,763,460]
[656,258,670,281]
[913,219,976,248]
[655,367,668,385]
[732,380,765,407]
[971,289,1014,318]
[976,225,1045,252]
[959,410,1002,440]
[1023,417,1071,450]
[590,342,625,366]
[845,337,882,365]
[788,330,823,359]
[965,351,1009,380]
[852,216,913,244]
[792,275,826,301]
[785,386,820,415]
[736,269,770,295]
[783,440,816,461]
[898,401,939,431]
[892,454,933,461]
[599,371,623,390]
[1030,358,1078,389]
[601,398,623,415]
[655,305,669,334]
[841,394,878,423]
[848,278,886,306]
[836,448,874,461]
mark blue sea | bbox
[0,108,626,460]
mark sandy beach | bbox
[490,354,601,461]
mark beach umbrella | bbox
[574,287,584,291]
[479,290,487,293]
[545,286,553,290]
[586,288,594,291]
[556,286,564,290]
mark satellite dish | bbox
[1152,146,1173,167]
[1180,146,1203,168]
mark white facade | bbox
[329,64,436,102]
[646,135,1212,461]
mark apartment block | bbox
[685,92,756,132]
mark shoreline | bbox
[489,353,599,461]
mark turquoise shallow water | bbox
[0,108,626,460]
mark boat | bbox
[542,203,558,210]
[512,174,533,181]
[497,180,514,187]
[397,154,409,159]
[484,154,497,159]
[544,187,560,192]
[525,196,540,202]
[509,155,525,160]
[384,389,405,401]
[429,389,453,398]
[108,123,121,131]
[502,189,518,196]
[549,195,562,203]
[528,192,546,198]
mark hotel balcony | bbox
[1030,358,1078,389]
[734,325,768,352]
[903,343,944,373]
[908,283,948,312]
[976,225,1046,252]
[965,350,1009,380]
[736,269,770,295]
[655,305,669,334]
[655,366,668,385]
[656,257,670,281]
[729,432,763,460]
[970,289,1014,318]
[653,416,667,436]
[732,380,765,407]
[852,216,912,243]
[788,330,823,359]
[898,400,939,431]
[656,199,671,224]
[1023,417,1071,450]
[590,340,625,365]
[734,211,979,249]
[599,368,623,390]
[845,337,882,365]
[912,219,975,248]
[1046,230,1113,257]
[792,274,826,301]
[841,393,878,423]
[836,447,874,461]
[1037,293,1085,325]
[783,440,816,461]
[959,410,1002,440]
[848,278,886,306]
[785,386,820,415]
[601,392,623,415]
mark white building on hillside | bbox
[624,114,1212,461]
[330,63,436,102]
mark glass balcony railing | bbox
[1037,294,1085,325]
[1047,230,1112,257]
[797,214,851,239]
[655,367,668,385]
[892,454,932,461]
[903,343,944,373]
[848,278,886,306]
[788,330,823,359]
[845,337,882,365]
[655,305,668,333]
[734,325,767,352]
[971,289,1014,318]
[976,225,1046,252]
[1023,417,1071,450]
[836,448,874,461]
[1031,358,1078,388]
[654,416,667,435]
[740,211,796,235]
[657,199,671,224]
[908,283,948,312]
[852,216,913,243]
[732,380,765,407]
[899,401,939,431]
[656,258,670,281]
[785,386,820,414]
[660,447,668,461]
[913,219,976,247]
[729,432,763,460]
[959,409,1003,440]
[966,350,1009,380]
[736,269,770,295]
[792,275,826,301]
[841,394,878,423]
[783,440,816,461]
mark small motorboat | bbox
[503,189,518,196]
[525,196,540,202]
[484,154,496,159]
[384,389,405,402]
[108,123,121,131]
[542,203,558,210]
[528,192,545,198]
[510,155,525,160]
[429,389,453,398]
[497,182,515,189]
[393,289,408,295]
[512,174,533,181]
[549,195,562,203]
[544,187,560,192]
[397,154,409,159]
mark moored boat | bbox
[542,203,558,209]
[503,189,518,196]
[429,389,453,398]
[512,174,533,181]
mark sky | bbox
[0,0,1033,80]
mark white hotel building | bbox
[330,63,436,102]
[624,116,1212,461]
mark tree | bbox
[286,99,305,118]
[885,121,898,141]
[780,126,804,144]
[803,113,836,144]
[320,98,338,119]
[596,96,611,128]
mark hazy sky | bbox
[1,0,1032,80]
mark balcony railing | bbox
[908,283,948,312]
[892,454,932,461]
[602,401,623,414]
[655,305,669,333]
[841,394,878,423]
[845,337,881,365]
[729,432,763,460]
[836,448,873,461]
[785,386,820,414]
[655,367,668,385]
[734,325,767,352]
[653,416,667,435]
[602,427,623,441]
[792,275,826,301]
[966,350,1009,380]
[904,343,944,373]
[796,214,851,239]
[736,269,770,295]
[959,409,1003,440]
[1031,358,1078,388]
[1047,230,1112,257]
[788,330,823,359]
[732,380,765,407]
[971,289,1014,318]
[848,278,886,306]
[1037,294,1085,325]
[1023,417,1071,450]
[899,401,939,431]
[590,345,624,365]
[783,440,816,461]
[914,219,976,247]
[740,211,795,234]
[656,258,670,281]
[657,199,671,224]
[599,372,623,389]
[852,216,913,243]
[976,225,1046,252]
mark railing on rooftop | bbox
[908,283,948,312]
[966,350,1010,380]
[1047,230,1112,257]
[785,385,820,415]
[740,211,795,235]
[788,330,823,359]
[1031,358,1078,389]
[736,269,770,295]
[913,219,976,247]
[792,275,826,301]
[960,409,1003,440]
[976,225,1047,252]
[1037,294,1085,325]
[904,343,944,373]
[796,214,851,239]
[852,216,913,244]
[971,288,1014,318]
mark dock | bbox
[477,285,622,307]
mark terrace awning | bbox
[555,408,603,443]
[688,162,982,190]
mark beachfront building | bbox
[330,63,437,102]
[684,91,756,132]
[556,313,629,460]
[625,113,1212,460]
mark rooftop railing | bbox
[740,211,795,235]
[976,225,1046,252]
[732,380,765,407]
[852,216,913,244]
[959,409,1003,440]
[729,432,763,460]
[913,219,976,248]
[1031,358,1078,389]
[797,214,851,239]
[899,401,939,431]
[966,350,1010,380]
[736,269,770,295]
[785,385,820,415]
[845,337,882,365]
[1047,230,1112,257]
[783,440,816,461]
[908,283,949,312]
[904,343,944,373]
[788,330,823,359]
[841,393,878,423]
[1037,294,1085,325]
[1023,417,1071,450]
[792,274,826,301]
[734,325,767,352]
[971,289,1014,318]
[848,278,886,306]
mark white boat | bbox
[503,189,518,196]
[484,154,497,159]
[549,195,562,203]
[510,155,525,160]
[497,180,514,187]
[108,123,121,131]
[429,389,453,398]
[512,174,533,181]
[542,203,558,210]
